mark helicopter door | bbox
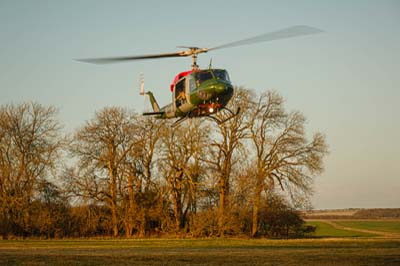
[175,78,186,108]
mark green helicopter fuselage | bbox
[144,68,234,119]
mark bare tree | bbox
[160,119,209,233]
[69,107,138,237]
[205,88,253,235]
[0,103,63,238]
[248,91,328,237]
[122,116,165,237]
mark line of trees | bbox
[0,88,328,239]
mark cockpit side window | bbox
[189,75,196,92]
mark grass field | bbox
[0,238,399,266]
[334,221,400,234]
[305,221,378,237]
[1,220,400,265]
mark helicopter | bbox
[78,25,323,126]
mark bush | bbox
[256,194,305,238]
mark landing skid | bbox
[171,107,240,127]
[206,107,241,125]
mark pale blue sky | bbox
[1,0,399,209]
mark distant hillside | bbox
[303,208,400,219]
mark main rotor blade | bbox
[77,51,187,64]
[209,25,323,51]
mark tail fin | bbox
[138,75,163,116]
[146,91,160,112]
[139,73,145,95]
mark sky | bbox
[1,0,399,209]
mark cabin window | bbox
[175,79,186,107]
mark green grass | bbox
[0,238,399,266]
[334,221,400,234]
[1,221,399,265]
[306,221,377,237]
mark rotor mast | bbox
[184,47,208,70]
[191,54,199,70]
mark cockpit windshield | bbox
[195,71,213,84]
[194,69,230,85]
[213,69,230,82]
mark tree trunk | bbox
[109,166,118,237]
[111,199,118,237]
[173,194,182,233]
[138,208,146,238]
[252,193,260,237]
[173,171,183,233]
[218,174,229,236]
[252,178,263,237]
[125,175,135,238]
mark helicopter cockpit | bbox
[194,69,230,85]
[213,69,230,82]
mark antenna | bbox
[209,58,213,69]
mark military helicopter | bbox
[78,25,323,126]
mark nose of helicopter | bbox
[210,82,234,106]
[214,82,233,95]
[214,83,226,93]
